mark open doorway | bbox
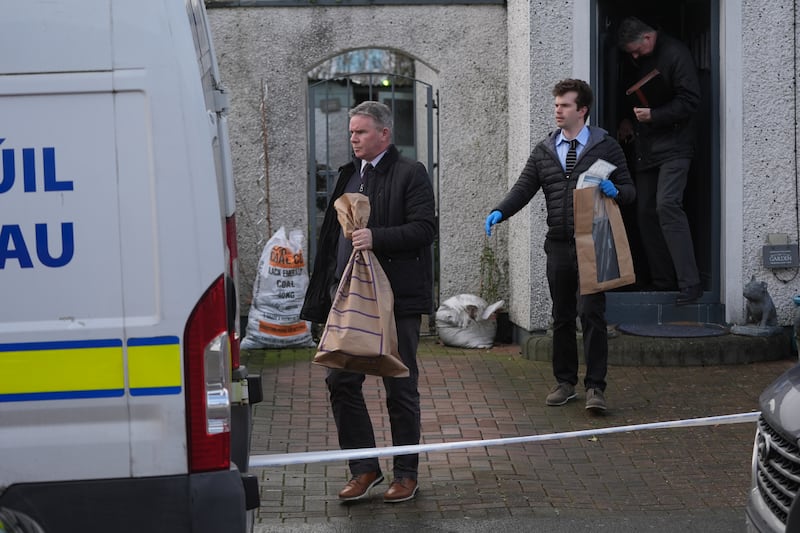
[594,0,721,323]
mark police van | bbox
[0,1,261,531]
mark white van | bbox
[0,1,260,531]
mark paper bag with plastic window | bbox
[573,185,636,295]
[313,193,408,377]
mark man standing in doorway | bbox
[485,79,635,411]
[617,16,703,305]
[301,101,435,503]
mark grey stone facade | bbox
[208,4,510,321]
[209,0,800,331]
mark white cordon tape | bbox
[249,411,760,468]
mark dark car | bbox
[746,363,800,532]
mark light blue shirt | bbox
[556,126,590,172]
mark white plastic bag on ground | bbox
[436,294,504,349]
[241,227,315,349]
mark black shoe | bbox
[676,284,702,305]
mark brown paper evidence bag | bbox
[573,186,636,295]
[312,193,409,378]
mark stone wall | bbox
[738,0,799,324]
[207,0,800,330]
[207,5,509,317]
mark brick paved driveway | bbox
[243,335,795,529]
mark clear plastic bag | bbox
[591,186,620,282]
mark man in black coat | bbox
[301,101,435,503]
[617,16,703,305]
[485,79,635,411]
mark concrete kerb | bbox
[523,328,793,366]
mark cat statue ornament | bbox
[731,276,781,336]
[743,275,778,327]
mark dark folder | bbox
[625,69,671,108]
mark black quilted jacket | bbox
[493,126,635,241]
[301,145,436,323]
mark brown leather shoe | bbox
[383,478,418,503]
[338,471,383,501]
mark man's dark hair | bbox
[552,79,593,117]
[617,16,655,47]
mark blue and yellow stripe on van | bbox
[127,336,182,397]
[0,336,182,402]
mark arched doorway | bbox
[306,48,440,301]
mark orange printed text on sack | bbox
[258,321,309,337]
[269,246,305,268]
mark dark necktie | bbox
[359,163,373,193]
[565,139,578,176]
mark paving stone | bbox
[243,335,796,526]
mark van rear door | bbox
[0,69,140,481]
[0,0,227,490]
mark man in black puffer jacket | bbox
[301,101,435,504]
[485,79,635,412]
[617,16,703,305]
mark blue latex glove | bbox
[485,210,502,236]
[599,179,618,199]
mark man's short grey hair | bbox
[349,101,394,131]
[617,16,655,47]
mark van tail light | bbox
[225,214,241,369]
[184,275,231,472]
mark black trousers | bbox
[326,314,421,480]
[635,158,700,290]
[545,238,608,391]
